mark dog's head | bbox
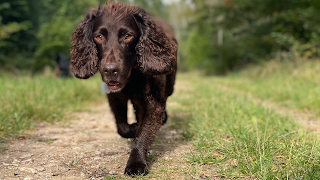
[70,2,177,93]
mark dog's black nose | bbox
[103,64,119,76]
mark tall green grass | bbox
[216,59,320,115]
[169,73,320,179]
[0,73,103,137]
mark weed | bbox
[69,158,83,168]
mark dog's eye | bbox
[124,34,133,42]
[95,35,103,42]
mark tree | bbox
[0,0,40,69]
[0,3,29,40]
[33,0,99,72]
[183,0,320,74]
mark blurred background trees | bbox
[181,0,320,74]
[0,0,99,73]
[1,0,320,74]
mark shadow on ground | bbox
[146,112,193,172]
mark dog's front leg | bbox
[107,93,137,138]
[124,97,166,176]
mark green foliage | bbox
[33,0,99,72]
[0,2,30,41]
[271,31,320,59]
[184,0,320,74]
[0,21,30,40]
[129,0,169,19]
[185,25,213,71]
[0,1,38,68]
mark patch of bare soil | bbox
[0,102,192,180]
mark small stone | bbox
[19,167,37,174]
[73,146,81,150]
[95,151,101,154]
[17,136,26,140]
[79,160,85,165]
[30,168,37,174]
[109,171,116,175]
[60,168,69,174]
[19,167,27,172]
[41,173,53,178]
[22,159,34,163]
[23,175,36,180]
[44,163,56,168]
[13,159,20,164]
[89,125,97,129]
[101,125,109,129]
[36,167,46,172]
[20,154,33,159]
[2,162,10,166]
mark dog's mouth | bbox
[101,68,132,93]
[107,80,124,92]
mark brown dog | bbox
[70,2,177,176]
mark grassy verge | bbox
[167,72,320,179]
[214,59,320,115]
[0,72,103,137]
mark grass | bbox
[0,71,103,138]
[167,68,320,179]
[215,59,320,115]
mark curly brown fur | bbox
[70,2,177,177]
[134,10,177,75]
[70,9,102,79]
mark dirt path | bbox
[0,102,192,179]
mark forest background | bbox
[1,0,320,74]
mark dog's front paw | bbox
[125,162,148,176]
[129,123,138,134]
[117,123,138,138]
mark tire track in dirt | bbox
[218,85,320,136]
[0,100,192,179]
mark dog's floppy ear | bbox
[134,9,177,76]
[70,8,102,79]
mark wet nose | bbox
[103,64,119,76]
